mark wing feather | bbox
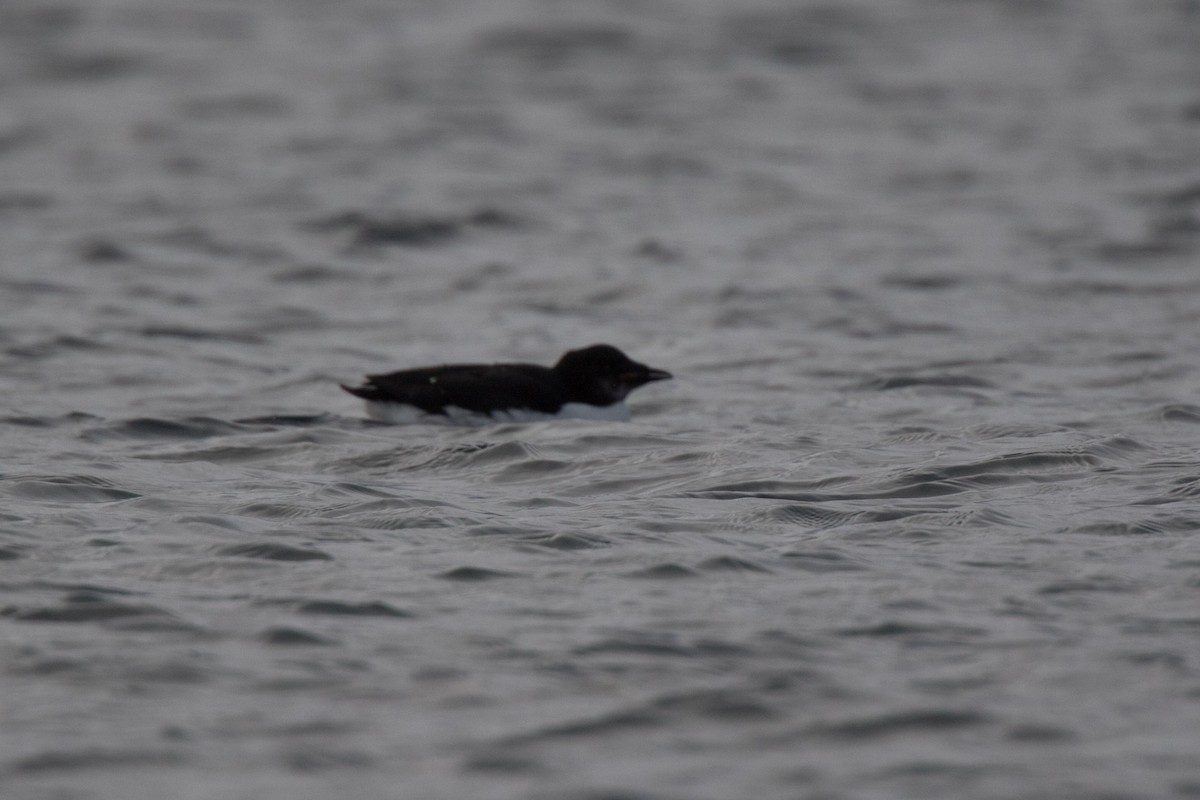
[351,364,566,415]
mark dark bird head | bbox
[554,344,672,406]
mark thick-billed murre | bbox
[341,344,671,424]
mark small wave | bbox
[694,448,1107,507]
[4,474,140,504]
[768,504,863,527]
[338,442,524,474]
[215,542,333,562]
[303,207,521,248]
[139,445,282,464]
[502,707,660,745]
[234,503,317,521]
[476,22,635,63]
[496,686,773,750]
[0,412,98,429]
[836,621,987,639]
[779,547,867,572]
[492,458,573,482]
[4,590,190,630]
[689,477,967,503]
[516,531,613,550]
[84,416,251,441]
[282,748,375,772]
[177,92,292,120]
[0,544,28,560]
[1004,723,1077,743]
[1036,576,1136,595]
[1065,515,1200,535]
[0,415,57,428]
[35,49,145,83]
[880,272,964,290]
[235,414,338,427]
[967,422,1073,439]
[1160,404,1200,423]
[858,373,994,391]
[590,635,749,661]
[809,708,992,740]
[626,563,699,579]
[270,263,363,284]
[4,333,104,360]
[723,6,876,68]
[460,751,546,775]
[914,450,1103,480]
[438,566,516,582]
[649,687,776,721]
[78,236,131,262]
[13,748,188,773]
[697,555,771,573]
[294,600,412,618]
[137,324,264,344]
[258,626,335,646]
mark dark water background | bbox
[3,1,1200,798]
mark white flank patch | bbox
[554,402,632,422]
[364,400,630,426]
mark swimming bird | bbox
[341,344,671,424]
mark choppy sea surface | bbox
[3,1,1200,798]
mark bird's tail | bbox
[340,383,382,401]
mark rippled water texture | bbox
[3,1,1200,798]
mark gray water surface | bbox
[3,1,1200,798]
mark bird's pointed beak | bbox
[642,368,672,383]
